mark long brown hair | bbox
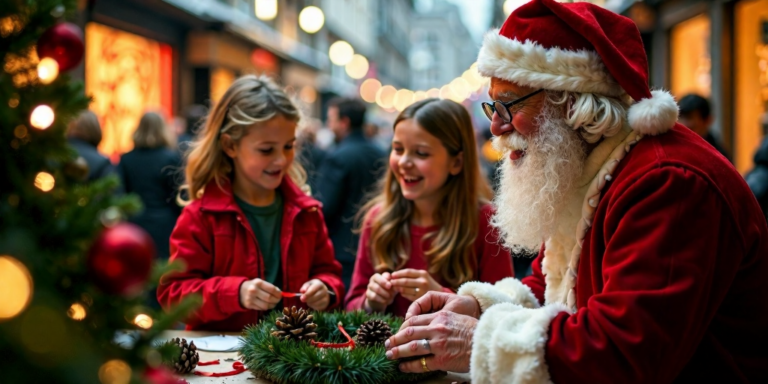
[179,75,306,205]
[133,111,174,149]
[359,98,492,288]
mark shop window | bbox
[735,0,768,173]
[670,14,711,98]
[85,23,173,160]
[211,67,236,106]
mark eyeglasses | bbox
[481,89,544,123]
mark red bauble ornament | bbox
[37,22,84,72]
[87,223,155,296]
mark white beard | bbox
[491,102,586,254]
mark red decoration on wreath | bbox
[36,22,84,72]
[87,222,155,296]
[310,322,356,350]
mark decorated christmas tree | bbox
[0,1,197,383]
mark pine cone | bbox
[270,306,318,341]
[355,319,392,347]
[161,337,199,374]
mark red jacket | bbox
[520,125,768,383]
[157,178,344,331]
[346,204,514,316]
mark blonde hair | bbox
[359,99,493,288]
[133,111,174,149]
[550,91,630,143]
[66,110,102,147]
[180,75,306,205]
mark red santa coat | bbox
[459,125,768,383]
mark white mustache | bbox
[492,131,529,153]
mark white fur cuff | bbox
[471,302,569,384]
[458,278,540,313]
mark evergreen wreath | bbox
[240,310,441,384]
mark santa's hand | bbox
[403,292,481,323]
[390,269,442,301]
[300,279,330,311]
[384,311,476,373]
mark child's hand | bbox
[300,279,331,311]
[390,269,443,301]
[365,272,397,312]
[239,278,282,310]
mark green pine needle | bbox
[239,310,441,384]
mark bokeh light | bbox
[255,0,278,20]
[67,303,86,321]
[133,314,153,329]
[393,89,415,112]
[98,359,131,384]
[299,85,317,104]
[375,85,397,109]
[37,57,59,84]
[298,6,324,34]
[34,172,55,192]
[30,105,54,129]
[329,40,354,66]
[345,54,369,79]
[0,256,33,321]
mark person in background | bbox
[66,110,116,182]
[344,98,514,317]
[177,104,207,156]
[315,98,386,288]
[678,94,731,161]
[746,136,768,219]
[118,112,182,261]
[157,76,344,331]
[296,118,326,194]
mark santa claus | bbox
[384,0,768,382]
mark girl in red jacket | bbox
[158,75,344,331]
[345,99,514,317]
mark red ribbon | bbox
[281,292,301,298]
[193,362,247,377]
[197,360,220,366]
[309,322,356,350]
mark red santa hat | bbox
[478,0,678,135]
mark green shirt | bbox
[235,192,283,286]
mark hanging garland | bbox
[240,309,440,384]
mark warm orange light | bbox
[299,6,324,34]
[299,86,317,104]
[393,89,415,112]
[30,105,54,129]
[99,359,131,384]
[375,85,397,109]
[345,54,369,79]
[360,79,382,103]
[67,303,86,321]
[0,256,33,321]
[413,90,428,102]
[34,172,55,192]
[134,314,153,329]
[427,88,440,99]
[37,57,59,84]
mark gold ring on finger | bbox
[421,357,430,372]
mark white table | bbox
[162,331,471,384]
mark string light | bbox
[393,89,415,112]
[360,79,382,103]
[34,172,55,192]
[329,41,354,66]
[98,359,131,384]
[255,0,278,21]
[67,303,86,321]
[298,6,324,34]
[30,105,54,129]
[0,256,33,321]
[37,58,59,84]
[133,314,153,329]
[345,54,369,79]
[299,85,317,104]
[375,85,397,109]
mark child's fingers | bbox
[391,278,421,288]
[255,279,282,300]
[371,273,393,290]
[366,289,389,305]
[300,280,324,302]
[391,269,420,279]
[368,281,393,300]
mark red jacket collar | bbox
[199,177,319,213]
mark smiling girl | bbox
[344,98,514,316]
[157,75,344,331]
